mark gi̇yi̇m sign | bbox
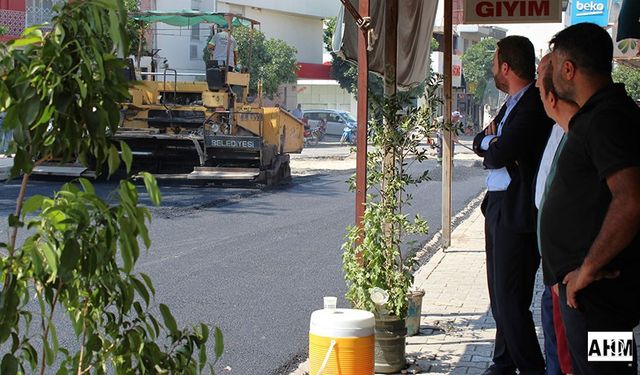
[464,0,562,24]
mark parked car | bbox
[302,109,357,136]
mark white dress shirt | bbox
[481,83,532,191]
[535,124,565,209]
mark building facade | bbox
[1,0,153,41]
[1,0,27,42]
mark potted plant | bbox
[342,76,441,373]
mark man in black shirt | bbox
[540,22,640,374]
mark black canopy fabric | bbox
[617,0,640,41]
[336,0,438,89]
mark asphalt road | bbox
[0,142,487,374]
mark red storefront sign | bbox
[463,0,562,24]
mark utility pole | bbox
[442,0,453,248]
[355,0,370,238]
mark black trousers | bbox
[558,272,640,375]
[482,191,545,374]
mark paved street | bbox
[0,138,488,374]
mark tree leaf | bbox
[107,144,121,176]
[119,229,133,274]
[9,36,43,48]
[36,104,55,125]
[22,195,45,216]
[200,323,209,343]
[59,240,80,278]
[131,277,149,306]
[142,172,161,206]
[140,273,155,296]
[199,342,208,371]
[50,319,60,355]
[22,342,38,370]
[40,242,59,278]
[78,178,95,195]
[20,96,41,128]
[8,214,23,228]
[92,0,118,10]
[44,338,55,366]
[120,140,132,174]
[214,326,224,360]
[158,304,178,336]
[74,76,87,99]
[0,353,18,375]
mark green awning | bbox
[131,10,259,28]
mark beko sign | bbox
[570,0,609,26]
[463,0,562,24]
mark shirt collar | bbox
[568,82,624,130]
[507,82,532,107]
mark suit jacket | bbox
[473,84,554,233]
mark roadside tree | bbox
[124,0,148,58]
[613,64,640,100]
[342,74,441,371]
[461,37,497,104]
[0,1,220,374]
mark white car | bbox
[302,109,357,136]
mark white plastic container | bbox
[309,308,375,375]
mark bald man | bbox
[534,53,578,375]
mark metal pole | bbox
[225,14,232,75]
[381,0,398,197]
[136,21,145,71]
[442,0,453,248]
[383,0,398,99]
[355,0,370,237]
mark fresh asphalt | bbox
[0,143,486,374]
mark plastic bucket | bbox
[374,317,407,373]
[406,289,425,336]
[309,308,375,375]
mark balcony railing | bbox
[25,1,63,29]
[0,9,26,36]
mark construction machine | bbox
[34,11,304,185]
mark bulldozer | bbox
[34,11,303,185]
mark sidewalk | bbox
[405,201,544,374]
[291,198,546,375]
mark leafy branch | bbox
[0,1,221,374]
[342,74,442,318]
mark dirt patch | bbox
[290,154,357,176]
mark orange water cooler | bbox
[309,303,375,375]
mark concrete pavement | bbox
[290,194,547,375]
[403,197,545,374]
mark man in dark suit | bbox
[472,35,554,375]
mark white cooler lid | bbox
[309,308,375,338]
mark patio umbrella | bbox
[335,0,438,89]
